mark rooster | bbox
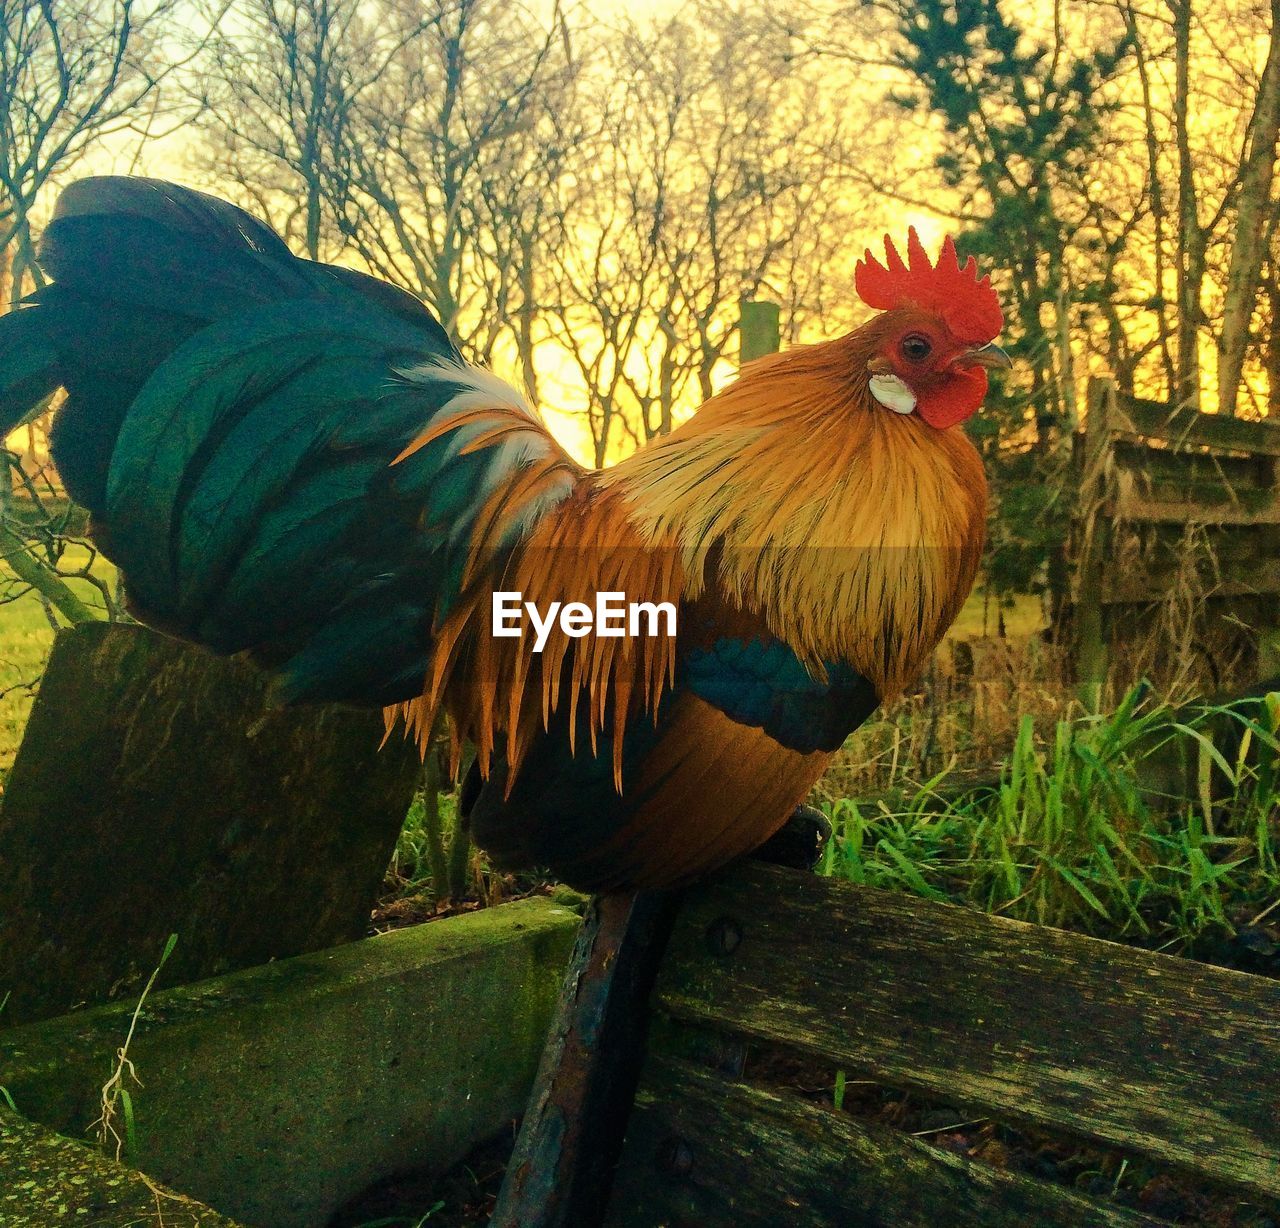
[0,177,1007,891]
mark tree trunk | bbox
[1172,0,1205,410]
[593,394,612,469]
[1123,0,1178,398]
[1265,264,1280,416]
[658,320,678,437]
[7,217,45,310]
[1054,260,1079,430]
[1217,0,1280,416]
[517,230,541,404]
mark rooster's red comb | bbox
[855,227,1003,345]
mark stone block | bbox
[0,897,579,1227]
[0,622,422,1025]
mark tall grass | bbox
[818,632,1074,803]
[819,686,1280,955]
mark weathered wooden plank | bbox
[1108,493,1280,526]
[1098,562,1280,604]
[1099,579,1280,604]
[605,1055,1158,1228]
[1118,471,1279,508]
[655,862,1280,1201]
[2,899,577,1228]
[1110,395,1280,457]
[489,809,836,1225]
[1111,439,1275,488]
[1066,524,1280,602]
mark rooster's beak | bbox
[962,342,1012,371]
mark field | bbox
[0,545,113,774]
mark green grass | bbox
[819,685,1280,957]
[389,788,464,894]
[0,543,115,773]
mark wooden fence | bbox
[606,861,1280,1226]
[1074,377,1280,698]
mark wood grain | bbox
[1112,394,1280,457]
[1108,493,1280,527]
[1099,559,1280,603]
[606,1055,1158,1227]
[489,889,681,1228]
[653,862,1280,1200]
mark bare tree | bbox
[465,46,586,403]
[1169,0,1207,408]
[541,66,666,464]
[1118,0,1178,396]
[195,0,575,379]
[0,0,188,628]
[0,0,188,307]
[327,0,576,367]
[1115,0,1280,412]
[544,0,865,460]
[194,0,425,261]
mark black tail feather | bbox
[0,176,451,514]
[0,175,548,712]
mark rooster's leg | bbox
[755,802,832,871]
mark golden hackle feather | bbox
[391,313,985,805]
[600,320,986,702]
[391,477,688,792]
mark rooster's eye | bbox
[901,334,932,362]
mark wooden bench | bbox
[493,861,1280,1226]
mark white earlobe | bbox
[868,372,917,415]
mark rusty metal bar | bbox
[489,888,681,1227]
